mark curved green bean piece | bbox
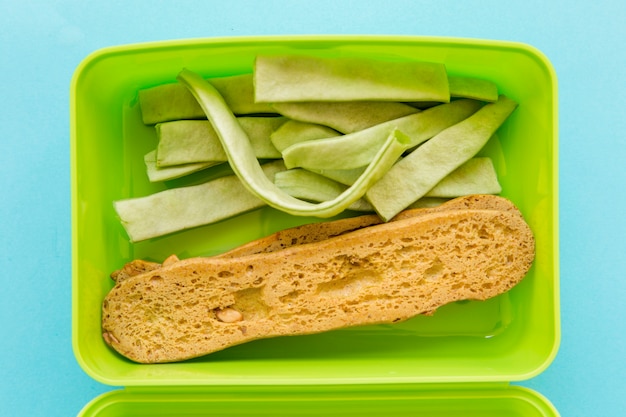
[176,68,410,218]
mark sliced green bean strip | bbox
[115,161,286,242]
[282,99,483,170]
[144,150,220,182]
[274,169,374,212]
[314,156,501,195]
[139,83,204,124]
[156,121,221,167]
[366,95,518,221]
[156,117,285,167]
[237,117,285,159]
[138,74,276,124]
[254,55,450,103]
[400,77,498,107]
[176,68,411,218]
[449,76,499,102]
[425,157,501,197]
[311,166,365,186]
[271,101,419,134]
[277,157,500,210]
[270,120,340,152]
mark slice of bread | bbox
[102,201,535,363]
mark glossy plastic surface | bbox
[71,35,558,386]
[79,385,559,417]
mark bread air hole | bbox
[225,287,270,321]
[424,258,445,281]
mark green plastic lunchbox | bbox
[71,35,559,416]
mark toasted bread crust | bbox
[102,200,534,363]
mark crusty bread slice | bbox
[110,194,515,282]
[102,205,535,363]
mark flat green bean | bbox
[144,150,220,182]
[254,55,450,103]
[115,161,286,242]
[271,101,419,134]
[156,117,285,167]
[449,76,499,102]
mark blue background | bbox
[1,1,624,416]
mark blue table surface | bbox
[1,1,625,416]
